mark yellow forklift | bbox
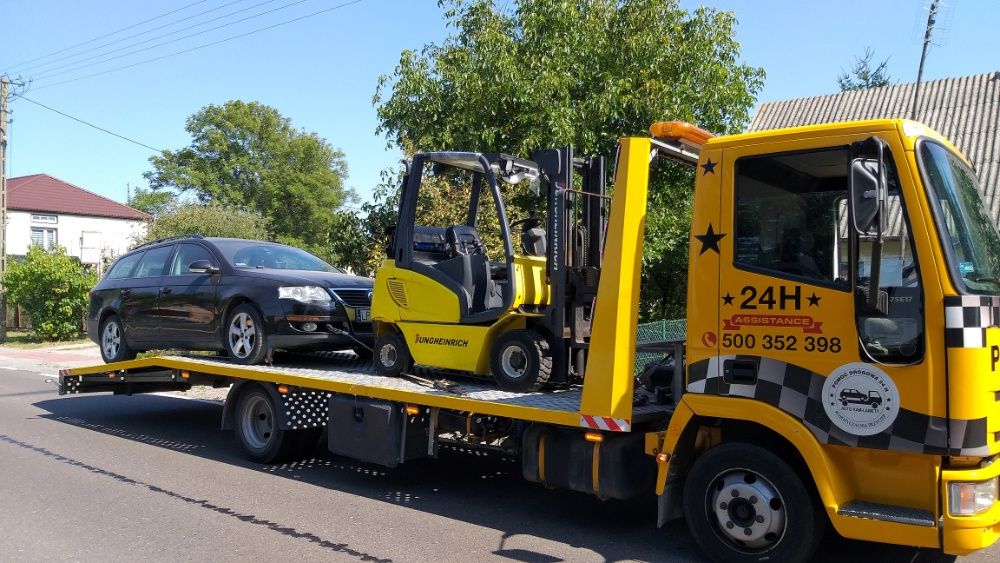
[371,149,607,390]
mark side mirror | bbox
[849,137,889,234]
[189,260,219,274]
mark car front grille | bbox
[331,288,372,308]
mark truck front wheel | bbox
[682,442,824,563]
[234,385,320,463]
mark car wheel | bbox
[225,304,268,365]
[683,443,825,563]
[490,330,552,392]
[374,332,412,377]
[99,314,137,363]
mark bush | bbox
[134,202,270,246]
[4,246,97,340]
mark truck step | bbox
[837,501,936,527]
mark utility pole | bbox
[1,77,9,343]
[911,0,939,120]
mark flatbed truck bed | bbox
[58,352,674,431]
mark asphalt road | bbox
[0,368,996,563]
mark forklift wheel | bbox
[490,330,552,392]
[374,332,412,377]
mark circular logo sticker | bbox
[822,362,899,436]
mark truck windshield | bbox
[919,140,1000,295]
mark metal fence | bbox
[634,318,686,374]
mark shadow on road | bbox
[32,393,959,563]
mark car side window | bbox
[169,244,216,276]
[106,252,143,279]
[133,246,174,278]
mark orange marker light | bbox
[405,405,420,415]
[180,371,191,380]
[584,432,604,443]
[656,452,671,464]
[649,121,714,147]
[277,385,289,394]
[106,372,116,379]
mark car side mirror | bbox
[189,260,219,274]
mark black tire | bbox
[352,345,374,360]
[374,332,412,377]
[683,443,824,563]
[99,314,137,363]
[233,385,321,463]
[224,304,268,365]
[490,330,552,392]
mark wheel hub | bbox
[710,470,785,549]
[500,346,528,379]
[379,343,397,368]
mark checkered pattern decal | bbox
[944,295,1000,348]
[687,356,990,456]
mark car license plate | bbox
[355,308,370,322]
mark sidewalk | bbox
[0,341,102,373]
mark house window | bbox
[30,227,57,250]
[30,214,58,224]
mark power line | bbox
[33,0,307,82]
[20,0,258,77]
[3,0,211,72]
[32,0,364,91]
[15,95,164,153]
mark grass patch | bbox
[0,330,90,349]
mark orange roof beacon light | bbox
[649,120,715,149]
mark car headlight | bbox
[278,286,330,303]
[949,478,998,516]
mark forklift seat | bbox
[437,226,502,314]
[446,225,486,257]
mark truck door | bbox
[708,132,936,454]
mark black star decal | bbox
[807,293,821,307]
[722,293,734,305]
[695,223,726,255]
[701,158,717,175]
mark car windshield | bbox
[918,141,1000,294]
[213,241,342,273]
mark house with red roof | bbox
[6,174,149,268]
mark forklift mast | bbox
[533,148,607,384]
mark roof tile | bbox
[6,174,150,220]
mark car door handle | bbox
[161,287,173,294]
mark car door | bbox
[122,244,174,343]
[158,243,221,347]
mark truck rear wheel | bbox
[234,385,321,463]
[682,442,824,563]
[490,330,552,392]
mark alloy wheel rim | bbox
[228,312,257,359]
[379,343,397,368]
[102,322,120,358]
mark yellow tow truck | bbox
[60,118,1000,562]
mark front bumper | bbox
[942,457,1000,555]
[273,300,373,349]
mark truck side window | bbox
[734,148,849,286]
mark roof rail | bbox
[132,233,204,250]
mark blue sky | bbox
[2,0,997,207]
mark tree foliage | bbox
[4,246,97,340]
[130,186,177,217]
[838,47,892,91]
[144,100,350,249]
[371,0,763,318]
[135,203,270,246]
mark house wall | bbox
[6,210,147,266]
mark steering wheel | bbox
[509,216,539,234]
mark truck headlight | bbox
[278,286,330,303]
[948,478,998,516]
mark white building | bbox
[7,174,149,269]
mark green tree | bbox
[4,246,97,340]
[838,47,892,91]
[144,100,350,248]
[130,186,177,217]
[135,203,270,246]
[372,0,763,318]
